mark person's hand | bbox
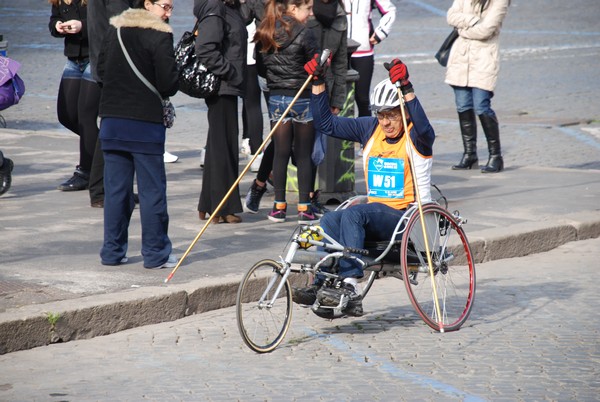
[64,20,82,34]
[56,20,82,34]
[384,58,409,85]
[304,52,331,85]
[384,58,414,95]
[369,33,381,45]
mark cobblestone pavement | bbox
[0,0,599,399]
[1,238,598,401]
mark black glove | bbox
[304,51,330,85]
[384,58,414,95]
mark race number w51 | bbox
[367,157,405,198]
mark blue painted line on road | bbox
[11,44,63,50]
[507,29,600,37]
[305,329,487,401]
[406,0,447,17]
[557,126,600,150]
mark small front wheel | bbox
[236,259,293,353]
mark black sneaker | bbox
[244,179,267,214]
[310,190,330,218]
[268,202,287,223]
[297,204,319,224]
[58,166,89,191]
[344,289,364,317]
[0,157,14,196]
[317,282,363,317]
[292,285,319,305]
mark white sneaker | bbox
[199,148,206,168]
[146,255,178,270]
[164,151,178,163]
[250,153,263,172]
[240,138,251,155]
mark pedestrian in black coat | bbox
[195,0,248,224]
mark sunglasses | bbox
[153,3,174,12]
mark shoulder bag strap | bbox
[117,27,163,101]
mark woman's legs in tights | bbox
[292,121,314,204]
[57,59,90,191]
[256,140,274,184]
[272,121,293,202]
[57,77,81,134]
[271,120,315,207]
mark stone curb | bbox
[1,214,599,355]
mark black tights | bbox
[350,55,374,117]
[272,120,314,205]
[57,78,100,171]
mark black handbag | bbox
[174,19,221,98]
[434,28,458,67]
[437,1,488,67]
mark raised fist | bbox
[384,58,409,85]
[304,52,331,85]
[384,58,413,95]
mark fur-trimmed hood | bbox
[110,8,173,34]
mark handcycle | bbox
[235,196,476,353]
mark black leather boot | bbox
[479,114,504,173]
[0,153,14,197]
[452,110,478,170]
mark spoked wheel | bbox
[401,204,476,332]
[236,259,293,353]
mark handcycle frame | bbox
[236,197,476,353]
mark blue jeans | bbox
[452,86,496,119]
[101,150,172,268]
[268,95,312,123]
[62,58,94,82]
[320,203,407,279]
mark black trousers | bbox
[198,95,242,216]
[242,65,264,155]
[57,77,101,171]
[89,135,104,204]
[350,55,374,117]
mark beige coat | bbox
[444,0,509,92]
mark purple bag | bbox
[0,56,26,111]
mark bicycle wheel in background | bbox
[236,259,293,353]
[400,204,476,332]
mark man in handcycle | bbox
[294,58,436,317]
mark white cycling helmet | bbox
[370,79,400,113]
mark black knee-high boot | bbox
[452,110,478,170]
[479,114,504,173]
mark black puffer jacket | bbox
[97,9,179,124]
[48,0,89,60]
[194,0,247,97]
[256,16,318,97]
